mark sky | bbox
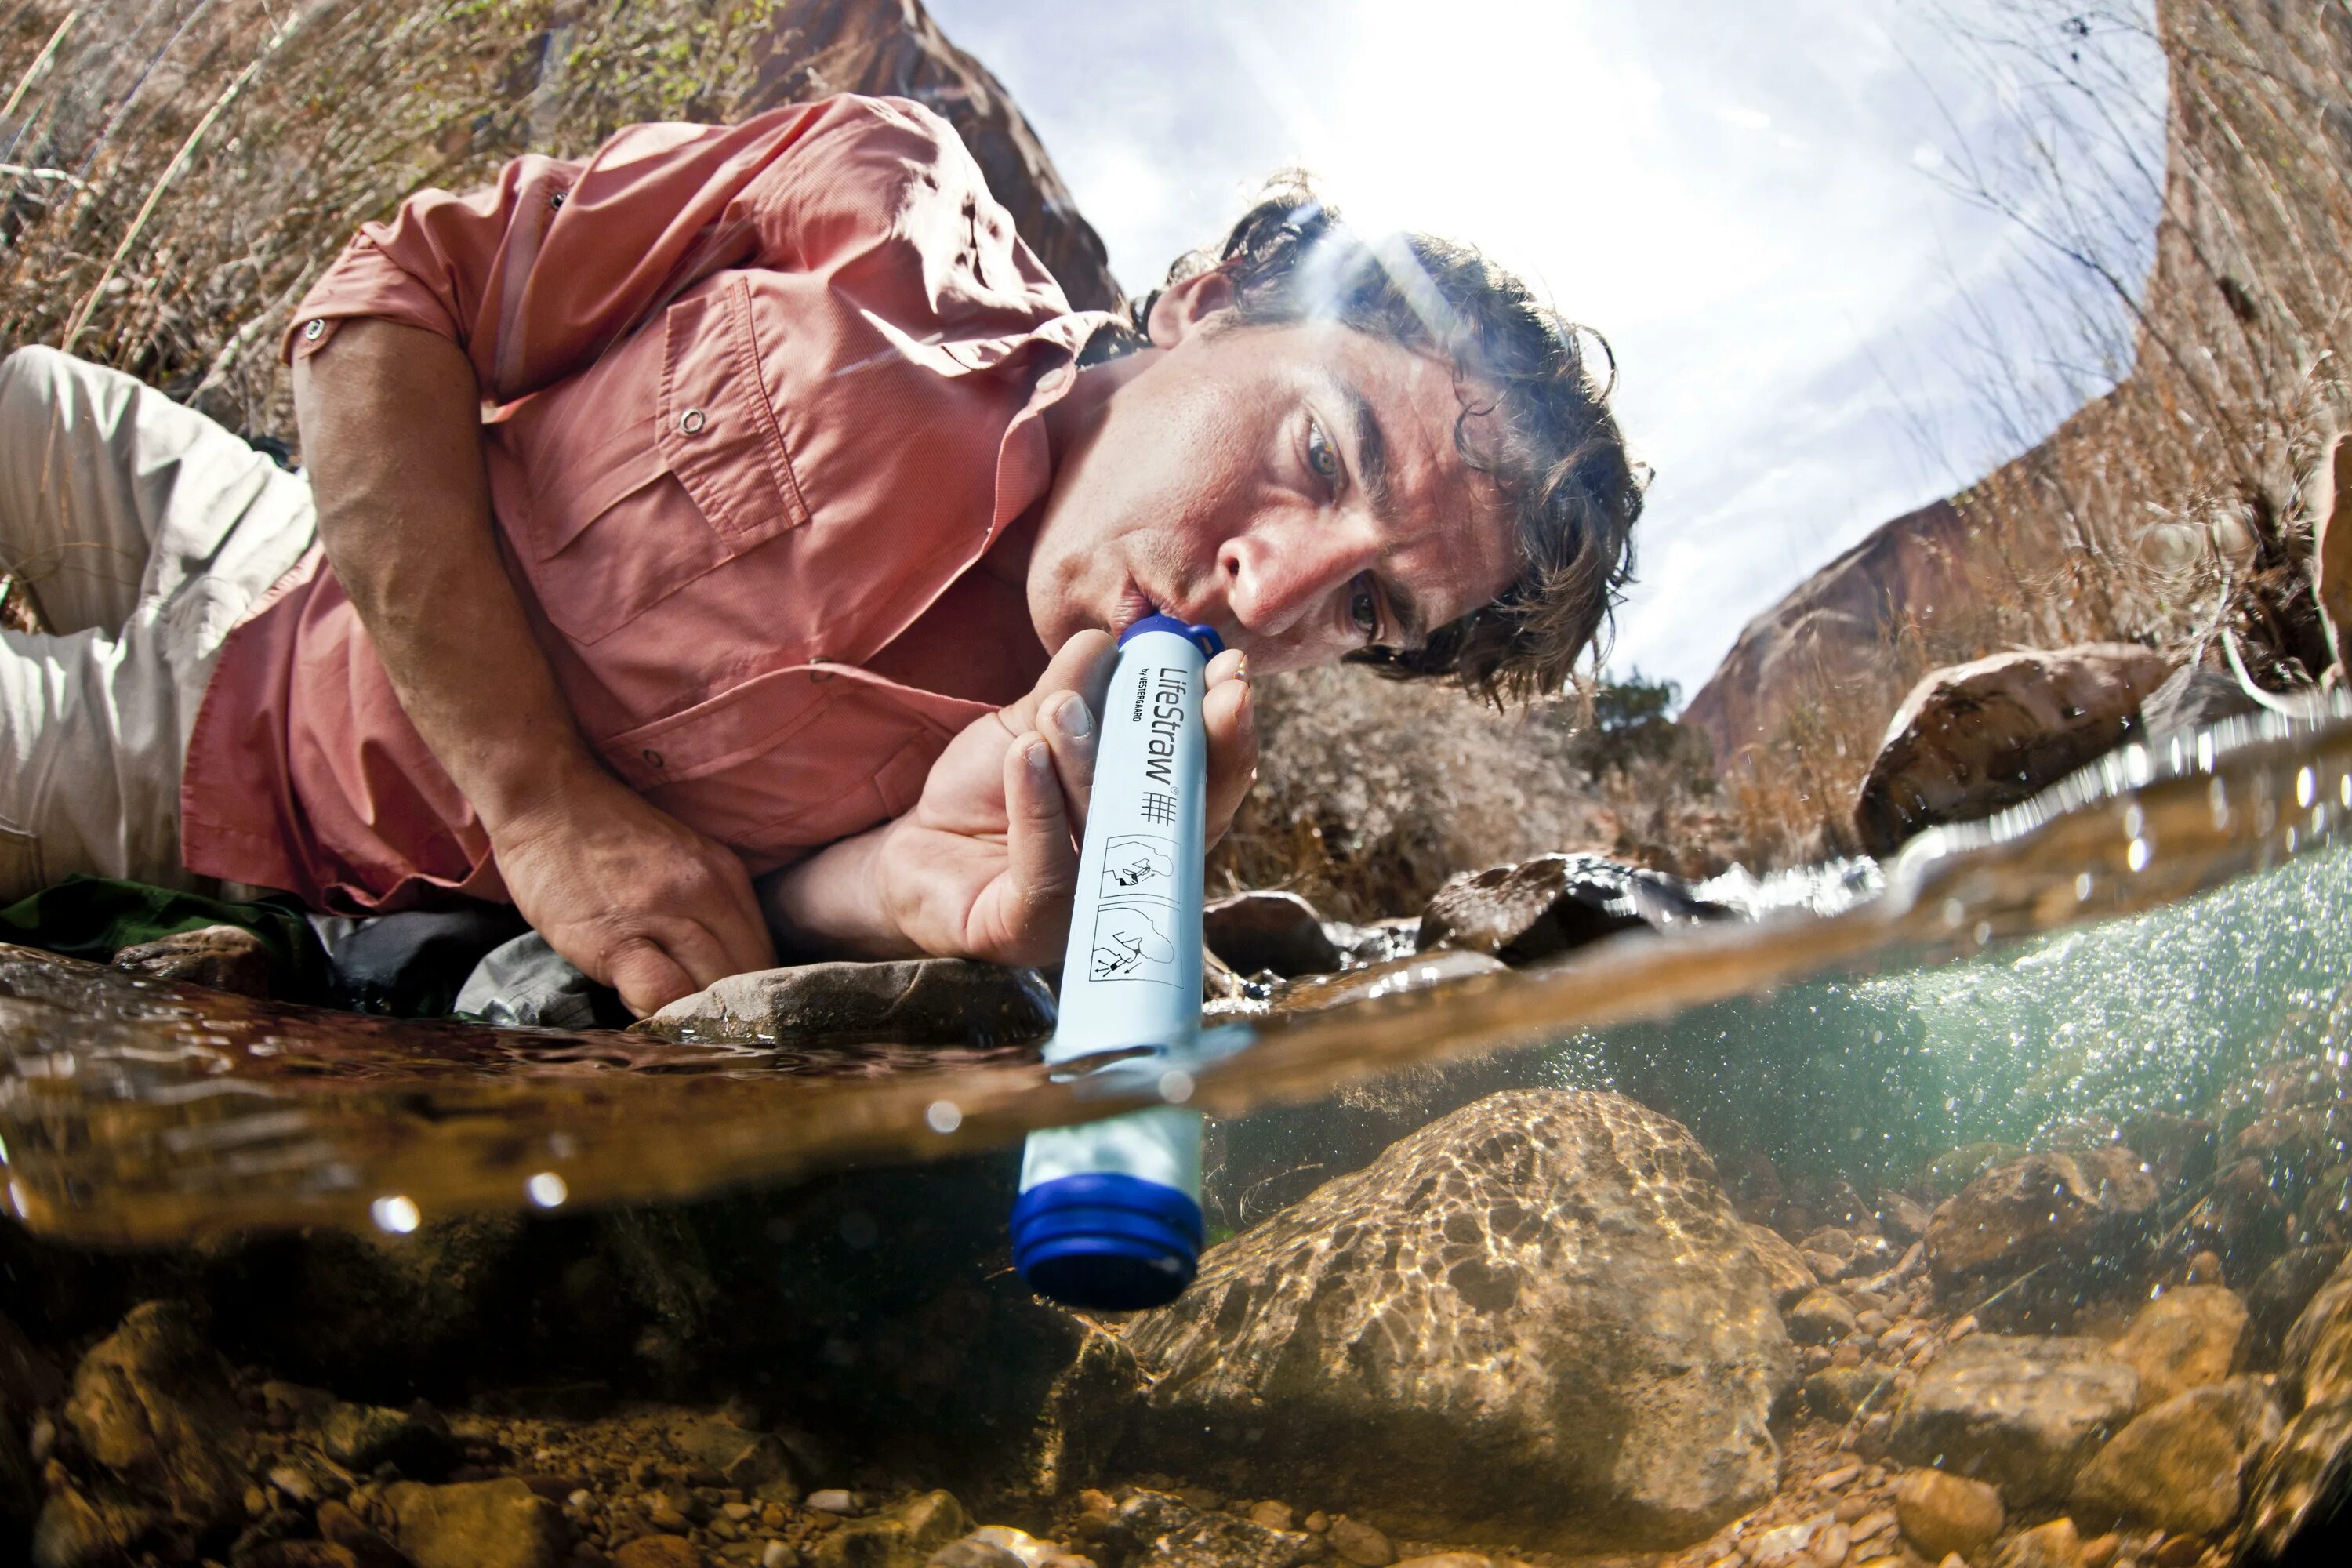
[925,0,2169,698]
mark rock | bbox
[1415,852,1730,965]
[2136,662,2259,745]
[1889,1335,2140,1504]
[1790,1289,1860,1345]
[1251,949,1507,1014]
[62,1300,251,1539]
[1850,644,2172,854]
[1327,1518,1394,1567]
[642,960,1054,1045]
[807,1490,856,1515]
[1245,1502,1294,1531]
[1743,1222,1821,1307]
[384,1478,570,1568]
[615,1540,702,1568]
[668,1414,797,1502]
[2107,1287,2245,1408]
[241,1545,363,1568]
[1203,892,1344,978]
[1391,1558,1492,1568]
[1926,1149,2158,1291]
[1094,1491,1316,1568]
[1992,1517,2083,1568]
[311,1399,459,1477]
[1808,1367,1900,1421]
[811,1490,971,1568]
[1893,1468,2004,1561]
[317,1499,408,1568]
[31,1483,154,1568]
[2245,1245,2347,1366]
[928,1541,1021,1568]
[2241,1247,2352,1559]
[1878,1194,1936,1247]
[2114,1113,2218,1195]
[1123,1090,1795,1552]
[2175,1156,2292,1277]
[2071,1377,2282,1535]
[111,924,277,997]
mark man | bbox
[0,94,1642,1016]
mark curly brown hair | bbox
[1119,176,1646,703]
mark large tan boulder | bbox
[1926,1149,2158,1292]
[1852,644,2173,855]
[2071,1377,2281,1536]
[1888,1335,2140,1504]
[1122,1090,1795,1552]
[2107,1286,2245,1409]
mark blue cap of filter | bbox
[1010,1171,1205,1310]
[1118,613,1224,660]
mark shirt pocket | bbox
[597,666,956,859]
[508,273,811,644]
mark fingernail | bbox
[1025,737,1052,776]
[1054,694,1094,739]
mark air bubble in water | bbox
[2298,767,2316,807]
[2122,802,2146,837]
[2127,837,2151,871]
[1159,1069,1196,1103]
[2074,872,2094,901]
[527,1172,568,1207]
[925,1099,962,1134]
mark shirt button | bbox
[303,318,325,341]
[641,748,663,768]
[549,190,565,210]
[678,408,706,435]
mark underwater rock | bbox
[812,1491,971,1568]
[2176,1157,2292,1280]
[2245,1246,2348,1367]
[1093,1490,1318,1568]
[1878,1194,1936,1248]
[1888,1335,2139,1504]
[2116,1112,2220,1196]
[1121,1089,1795,1552]
[1926,1149,2157,1298]
[615,1537,702,1568]
[1414,852,1730,966]
[1893,1467,2004,1561]
[1203,892,1344,978]
[641,960,1055,1045]
[1807,1367,1899,1421]
[1743,1223,1822,1308]
[383,1477,570,1568]
[1849,643,2172,855]
[110,924,277,998]
[668,1413,797,1502]
[1789,1289,1860,1345]
[30,1481,154,1568]
[2108,1287,2246,1410]
[1992,1517,2083,1568]
[2070,1377,2281,1536]
[1326,1517,1395,1567]
[2238,1247,2352,1562]
[62,1300,252,1541]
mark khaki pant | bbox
[0,346,317,902]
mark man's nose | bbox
[1219,521,1370,639]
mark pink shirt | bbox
[181,96,1106,913]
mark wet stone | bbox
[63,1299,252,1539]
[810,1490,970,1568]
[1744,1223,1821,1308]
[615,1537,702,1568]
[111,924,277,998]
[1327,1517,1395,1567]
[667,1414,796,1503]
[2071,1376,2281,1536]
[1878,1193,1935,1248]
[2107,1287,2245,1410]
[1926,1150,2157,1308]
[2238,1247,2352,1559]
[1992,1517,2084,1568]
[1893,1467,2004,1561]
[928,1540,1022,1568]
[1415,851,1730,966]
[1203,891,1344,978]
[1123,1090,1793,1552]
[1807,1367,1898,1421]
[384,1477,571,1568]
[641,960,1054,1047]
[1888,1335,2140,1504]
[31,1483,154,1568]
[1099,1491,1318,1568]
[2244,1245,2347,1366]
[1788,1290,1858,1345]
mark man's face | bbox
[1025,292,1518,674]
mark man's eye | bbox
[1348,577,1381,639]
[1306,416,1341,483]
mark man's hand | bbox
[488,764,775,1017]
[868,631,1257,965]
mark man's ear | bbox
[1145,267,1238,348]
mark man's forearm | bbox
[760,826,918,960]
[292,319,598,832]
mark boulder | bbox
[1893,1468,2005,1561]
[61,1301,251,1539]
[641,960,1054,1046]
[2070,1377,2282,1536]
[1789,1290,1859,1346]
[1878,1193,1935,1247]
[31,1483,154,1568]
[1742,1223,1821,1308]
[1888,1335,2140,1504]
[1122,1090,1795,1551]
[668,1413,797,1502]
[812,1491,972,1568]
[1414,853,1730,966]
[2241,1247,2352,1561]
[1203,892,1344,978]
[1091,1491,1317,1568]
[383,1478,570,1568]
[2107,1286,2245,1409]
[1851,644,2173,854]
[110,924,277,997]
[2245,1246,2348,1367]
[1926,1149,2157,1290]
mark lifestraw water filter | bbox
[1010,612,1223,1311]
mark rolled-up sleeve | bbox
[281,95,1021,403]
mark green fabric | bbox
[0,873,331,998]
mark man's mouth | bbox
[1112,577,1156,630]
